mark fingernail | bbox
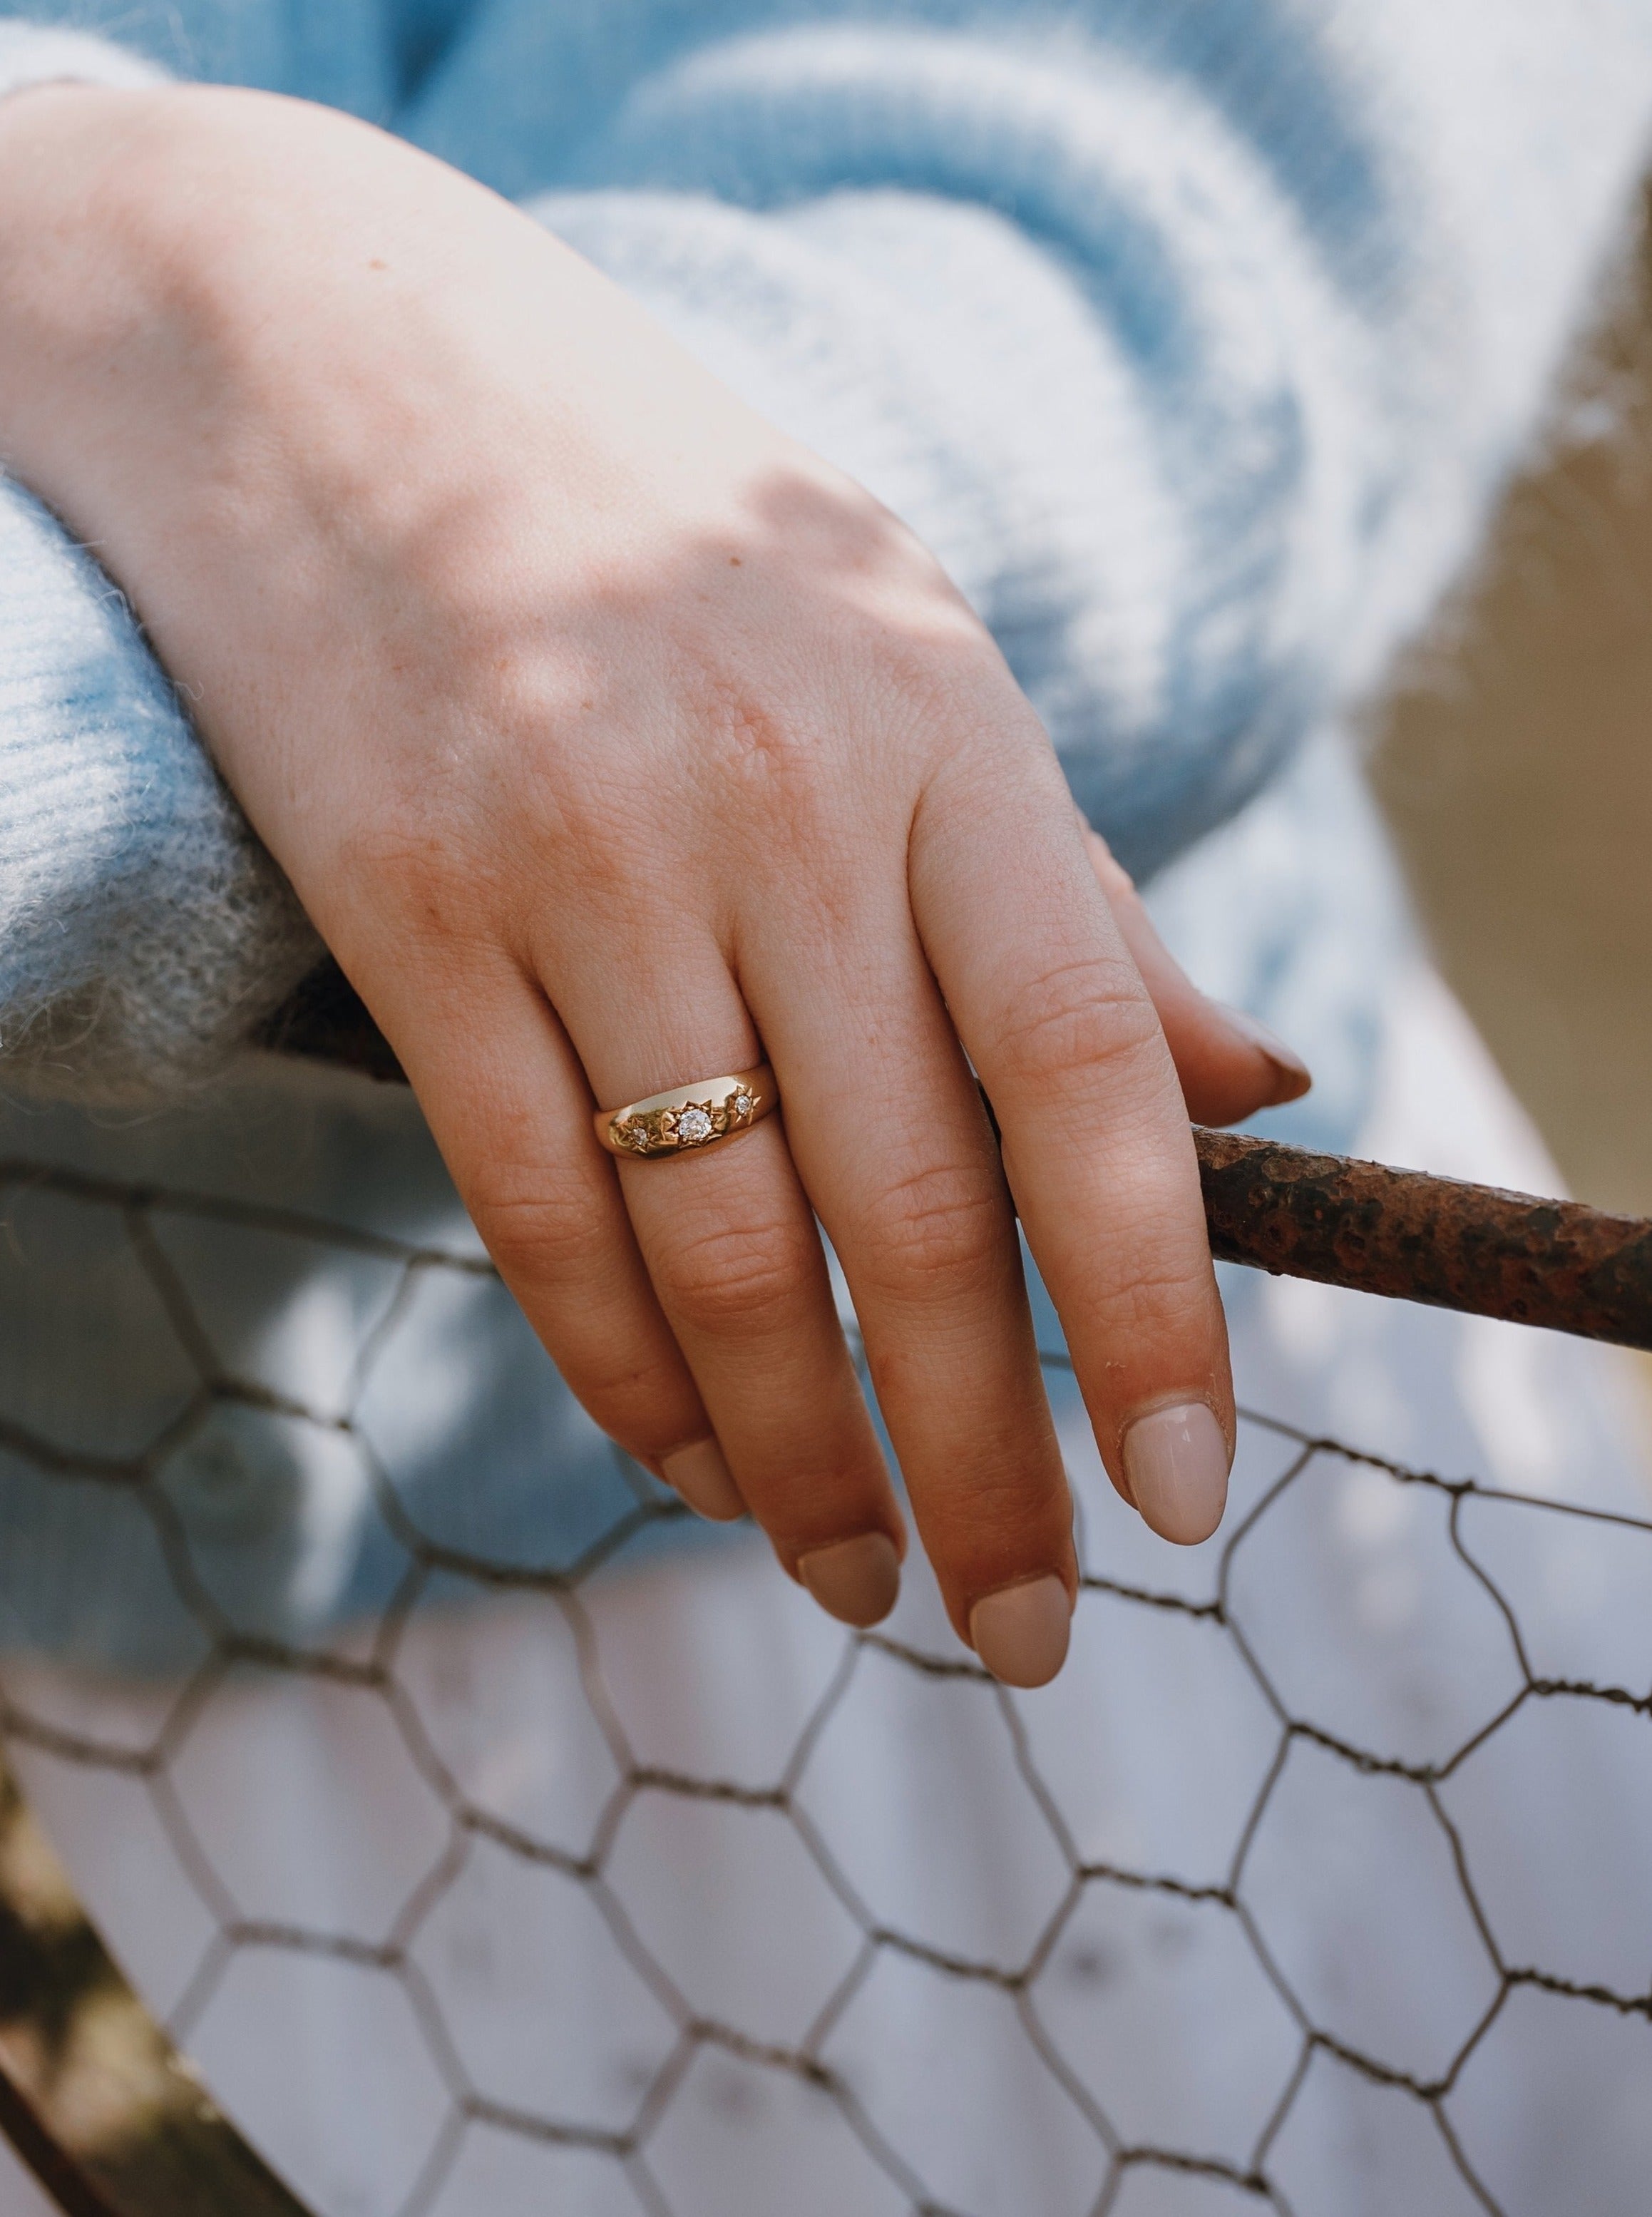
[1122,1402,1231,1545]
[1215,1005,1312,1105]
[662,1439,745,1522]
[798,1534,901,1627]
[969,1575,1072,1688]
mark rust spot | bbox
[1194,1126,1652,1352]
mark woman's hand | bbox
[0,85,1306,1684]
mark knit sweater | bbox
[0,4,1649,1660]
[2,1,1651,1099]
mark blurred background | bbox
[1372,195,1652,1224]
[1371,194,1652,1423]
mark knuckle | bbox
[652,1211,816,1338]
[568,1345,696,1445]
[687,668,838,863]
[339,797,501,966]
[468,1176,613,1289]
[699,668,812,779]
[993,953,1159,1093]
[1079,1251,1217,1346]
[857,1158,1005,1304]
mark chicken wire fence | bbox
[0,1153,1650,2217]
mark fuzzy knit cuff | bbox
[0,26,324,1100]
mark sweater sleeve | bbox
[0,26,324,1100]
[5,4,1652,1100]
[403,1,1652,881]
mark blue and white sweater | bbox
[3,0,1650,1095]
[0,1,1648,1657]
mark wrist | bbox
[0,83,453,685]
[0,83,312,488]
[0,86,237,543]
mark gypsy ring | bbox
[595,1065,779,1161]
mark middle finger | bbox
[738,876,1078,1686]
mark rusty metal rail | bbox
[1196,1127,1652,1351]
[262,960,1652,1355]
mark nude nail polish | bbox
[798,1533,901,1627]
[1122,1402,1231,1545]
[969,1575,1072,1688]
[662,1439,745,1522]
[1216,1004,1313,1105]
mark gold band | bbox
[595,1065,779,1160]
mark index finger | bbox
[910,746,1235,1547]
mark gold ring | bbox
[595,1065,778,1160]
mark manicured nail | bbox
[662,1439,745,1522]
[969,1575,1072,1688]
[1216,1004,1312,1105]
[798,1533,901,1627]
[1122,1403,1231,1545]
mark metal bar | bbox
[1195,1127,1652,1351]
[261,960,1652,1353]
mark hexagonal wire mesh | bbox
[0,1152,1650,2217]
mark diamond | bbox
[733,1093,754,1119]
[674,1105,714,1145]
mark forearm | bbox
[0,78,497,849]
[0,73,337,1099]
[0,78,809,954]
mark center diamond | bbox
[675,1105,714,1145]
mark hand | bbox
[0,86,1308,1685]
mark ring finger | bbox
[558,937,909,1629]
